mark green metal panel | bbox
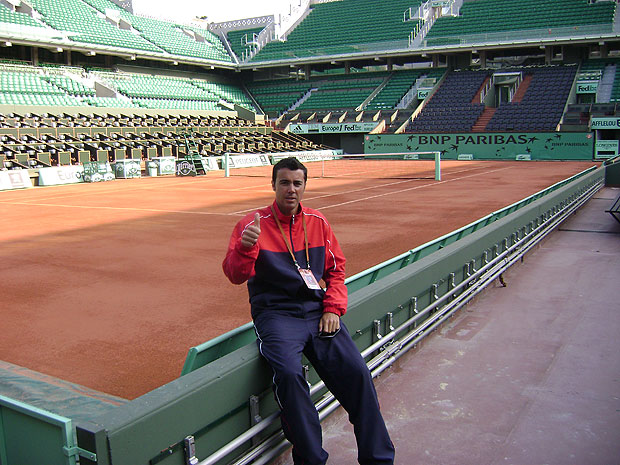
[77,344,276,465]
[0,128,18,137]
[180,322,255,376]
[0,395,78,465]
[365,132,594,160]
[604,156,620,186]
[58,151,72,165]
[78,150,91,164]
[38,152,52,166]
[114,148,126,161]
[56,128,73,137]
[96,150,109,163]
[17,128,37,138]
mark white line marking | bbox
[0,201,227,216]
[318,166,512,210]
[230,166,506,215]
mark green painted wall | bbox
[364,132,594,160]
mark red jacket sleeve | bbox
[321,223,348,316]
[222,217,259,285]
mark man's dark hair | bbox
[272,157,308,184]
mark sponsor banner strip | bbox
[289,122,377,134]
[38,166,85,186]
[591,117,620,129]
[0,169,33,191]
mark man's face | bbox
[272,168,306,216]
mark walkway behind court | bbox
[274,186,620,465]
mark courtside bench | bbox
[606,192,620,224]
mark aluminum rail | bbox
[198,178,602,465]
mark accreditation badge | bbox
[299,268,321,290]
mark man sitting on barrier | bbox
[223,157,394,465]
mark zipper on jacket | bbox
[289,216,295,258]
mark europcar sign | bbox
[289,122,378,134]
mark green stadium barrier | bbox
[604,155,620,186]
[113,159,141,179]
[0,395,93,465]
[75,166,605,464]
[83,162,114,182]
[180,166,598,375]
[365,132,595,160]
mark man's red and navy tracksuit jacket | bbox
[222,201,347,318]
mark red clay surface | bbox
[0,160,597,399]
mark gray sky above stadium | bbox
[132,0,292,24]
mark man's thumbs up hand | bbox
[241,212,261,248]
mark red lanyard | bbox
[271,205,310,270]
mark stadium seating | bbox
[0,64,256,112]
[251,0,423,62]
[0,4,45,29]
[407,69,491,133]
[0,0,617,166]
[28,0,163,53]
[404,65,580,134]
[2,0,232,63]
[425,0,616,46]
[365,69,425,111]
[0,111,327,169]
[485,66,577,132]
[79,0,231,61]
[120,13,231,62]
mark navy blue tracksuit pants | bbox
[254,309,394,465]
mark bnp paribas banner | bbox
[364,132,594,160]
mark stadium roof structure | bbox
[0,0,619,74]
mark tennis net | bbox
[224,152,441,180]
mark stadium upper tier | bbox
[425,0,616,47]
[0,0,616,66]
[0,0,232,64]
[249,0,423,62]
[225,0,616,64]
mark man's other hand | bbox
[319,312,340,334]
[241,212,261,248]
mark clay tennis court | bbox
[0,159,597,400]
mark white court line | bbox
[317,166,512,210]
[0,201,227,216]
[230,165,500,215]
[0,176,230,204]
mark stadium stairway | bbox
[471,106,496,132]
